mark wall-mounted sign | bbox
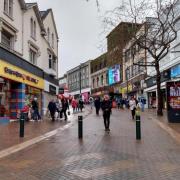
[0,59,44,89]
[4,67,39,84]
[166,81,180,123]
[171,64,180,78]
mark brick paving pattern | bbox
[0,108,179,179]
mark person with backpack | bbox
[101,95,112,132]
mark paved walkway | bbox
[0,108,179,179]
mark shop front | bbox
[0,59,44,120]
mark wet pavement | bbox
[0,107,179,179]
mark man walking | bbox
[101,95,112,132]
[61,97,69,121]
[48,99,56,121]
[94,96,101,115]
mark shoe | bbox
[107,128,110,132]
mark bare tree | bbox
[90,0,180,116]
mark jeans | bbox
[103,111,110,129]
[32,108,41,120]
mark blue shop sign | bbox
[171,64,180,78]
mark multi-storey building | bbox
[144,13,180,109]
[67,60,91,103]
[91,53,109,97]
[106,22,141,98]
[122,25,147,102]
[0,0,59,119]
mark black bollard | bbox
[78,116,83,139]
[136,108,141,140]
[20,112,25,137]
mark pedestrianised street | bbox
[0,108,179,180]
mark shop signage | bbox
[0,60,44,89]
[4,67,39,84]
[49,85,57,95]
[166,81,180,123]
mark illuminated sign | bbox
[108,65,120,85]
[171,64,180,78]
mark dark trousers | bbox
[60,109,67,120]
[32,108,41,120]
[96,107,100,115]
[50,111,55,121]
[131,109,136,119]
[103,111,110,129]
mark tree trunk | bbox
[155,61,163,116]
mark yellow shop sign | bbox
[0,60,44,89]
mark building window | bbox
[52,33,54,48]
[33,21,36,38]
[47,28,50,42]
[30,18,36,39]
[49,54,56,71]
[1,29,14,50]
[97,77,99,87]
[93,78,95,88]
[29,49,37,65]
[125,67,130,80]
[4,0,13,18]
[101,75,103,86]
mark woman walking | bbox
[129,96,136,120]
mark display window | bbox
[0,78,10,117]
[25,85,42,113]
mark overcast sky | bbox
[25,0,122,77]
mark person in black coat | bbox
[48,99,56,121]
[60,98,69,121]
[94,96,101,115]
[101,95,112,132]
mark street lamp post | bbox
[79,64,82,98]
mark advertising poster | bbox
[166,81,180,122]
[108,65,120,85]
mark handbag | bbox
[68,111,70,115]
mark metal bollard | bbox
[136,107,141,140]
[78,116,83,139]
[20,112,25,137]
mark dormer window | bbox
[4,0,13,18]
[30,18,36,40]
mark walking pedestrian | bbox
[55,98,62,119]
[71,97,78,113]
[101,95,112,132]
[48,99,56,121]
[31,97,41,121]
[79,98,84,112]
[94,96,101,115]
[61,97,69,121]
[89,97,94,110]
[129,96,136,120]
